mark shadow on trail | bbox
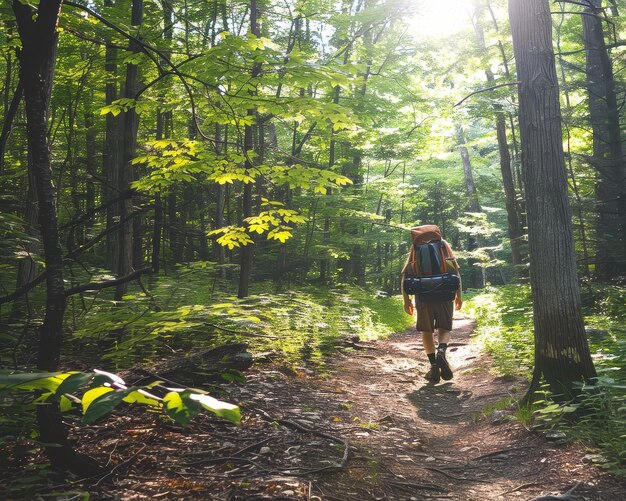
[407,382,477,423]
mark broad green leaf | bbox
[0,371,71,392]
[123,390,161,407]
[55,372,94,398]
[188,393,241,425]
[81,387,114,415]
[163,391,200,426]
[83,388,136,424]
[60,395,74,412]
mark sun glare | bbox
[408,0,473,39]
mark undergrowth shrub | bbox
[62,268,413,371]
[467,284,626,475]
[464,285,534,378]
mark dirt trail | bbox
[229,312,625,500]
[63,313,626,500]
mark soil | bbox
[4,313,626,500]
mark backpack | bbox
[402,240,460,302]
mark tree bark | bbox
[12,0,86,471]
[115,0,143,300]
[581,0,625,280]
[319,84,341,283]
[84,111,96,232]
[509,0,596,397]
[474,6,526,269]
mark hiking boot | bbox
[425,364,440,383]
[436,351,453,380]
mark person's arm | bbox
[401,253,414,315]
[455,272,463,310]
[449,260,462,310]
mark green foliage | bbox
[0,369,240,428]
[464,285,534,377]
[531,377,626,475]
[0,211,40,264]
[208,201,309,247]
[65,267,412,372]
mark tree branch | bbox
[65,209,146,260]
[59,190,136,230]
[0,271,47,305]
[550,11,612,23]
[65,267,153,297]
[64,0,220,149]
[0,210,146,305]
[455,82,520,107]
[0,81,23,174]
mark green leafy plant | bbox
[464,285,534,377]
[0,369,240,428]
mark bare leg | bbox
[421,331,436,355]
[437,328,451,345]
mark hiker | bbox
[401,225,462,383]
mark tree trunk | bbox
[495,114,526,267]
[238,0,261,298]
[509,0,596,397]
[152,193,163,272]
[319,85,341,283]
[213,122,227,267]
[84,111,96,232]
[103,0,121,272]
[581,0,625,280]
[12,0,80,471]
[555,20,592,279]
[149,0,174,273]
[102,0,121,271]
[115,0,143,300]
[168,191,183,263]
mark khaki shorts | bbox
[415,299,453,332]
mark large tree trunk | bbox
[12,0,85,471]
[581,0,625,280]
[115,0,143,300]
[509,0,596,398]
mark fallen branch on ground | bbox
[471,445,533,462]
[255,408,351,472]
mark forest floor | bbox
[6,313,626,500]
